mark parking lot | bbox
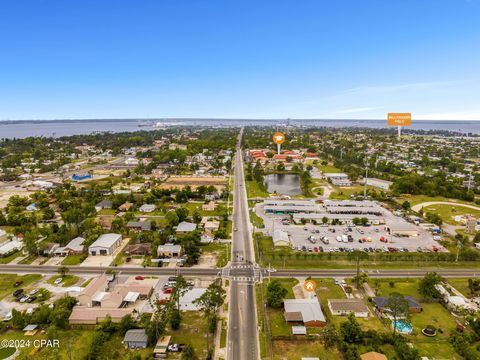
[256,203,445,253]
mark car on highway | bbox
[234,227,238,232]
[266,268,277,273]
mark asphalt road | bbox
[227,129,259,360]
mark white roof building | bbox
[0,239,23,256]
[176,221,197,233]
[272,229,290,246]
[179,288,207,311]
[88,233,122,255]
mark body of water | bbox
[0,118,479,139]
[264,174,302,196]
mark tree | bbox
[166,211,180,227]
[170,308,182,330]
[194,281,226,352]
[418,272,441,300]
[182,344,197,360]
[401,200,411,210]
[119,314,137,335]
[319,323,339,360]
[173,275,189,310]
[58,266,69,277]
[266,280,288,308]
[192,209,202,224]
[386,292,410,335]
[340,313,363,343]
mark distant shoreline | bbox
[0,118,479,125]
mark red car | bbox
[163,288,173,294]
[135,276,144,280]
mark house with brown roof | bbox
[360,351,388,360]
[327,299,370,318]
[78,275,109,307]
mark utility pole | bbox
[364,155,369,199]
[467,168,473,192]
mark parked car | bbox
[28,289,38,296]
[135,276,144,280]
[168,344,184,352]
[13,289,23,297]
[14,281,23,287]
[163,288,173,294]
[26,296,36,303]
[54,278,63,285]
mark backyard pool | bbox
[393,319,413,334]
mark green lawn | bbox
[422,204,480,225]
[446,278,471,297]
[18,255,37,264]
[0,251,22,264]
[61,253,87,265]
[396,194,476,207]
[246,179,269,198]
[318,164,341,173]
[368,278,461,359]
[0,274,42,300]
[31,288,52,303]
[169,312,208,358]
[47,275,79,287]
[201,242,230,267]
[184,201,225,216]
[97,208,116,215]
[81,277,94,287]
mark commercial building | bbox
[324,173,352,186]
[364,178,393,190]
[272,229,290,246]
[264,199,319,214]
[88,233,122,255]
[385,223,419,237]
[327,299,370,318]
[284,298,326,327]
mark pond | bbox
[264,174,302,196]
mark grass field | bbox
[201,242,230,267]
[396,194,476,207]
[246,179,269,198]
[422,204,480,225]
[368,278,461,359]
[446,278,471,297]
[0,251,22,264]
[169,312,209,358]
[318,164,341,173]
[47,274,79,287]
[0,274,42,300]
[61,253,87,265]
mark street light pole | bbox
[364,156,369,199]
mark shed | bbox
[123,329,148,349]
[292,325,307,335]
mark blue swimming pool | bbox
[392,319,413,334]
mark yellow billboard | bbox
[387,113,412,126]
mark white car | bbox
[266,268,277,273]
[54,278,63,285]
[28,289,38,296]
[336,236,342,242]
[433,235,442,241]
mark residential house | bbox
[203,220,220,233]
[327,299,370,318]
[95,200,113,212]
[284,298,326,327]
[372,296,423,315]
[88,233,122,256]
[157,243,182,258]
[202,201,216,212]
[42,243,59,256]
[118,202,133,212]
[127,221,152,232]
[55,237,85,256]
[200,234,214,244]
[176,221,196,233]
[139,204,156,213]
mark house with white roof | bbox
[284,298,326,327]
[176,221,197,233]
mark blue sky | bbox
[1,0,479,120]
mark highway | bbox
[1,264,480,279]
[227,129,259,360]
